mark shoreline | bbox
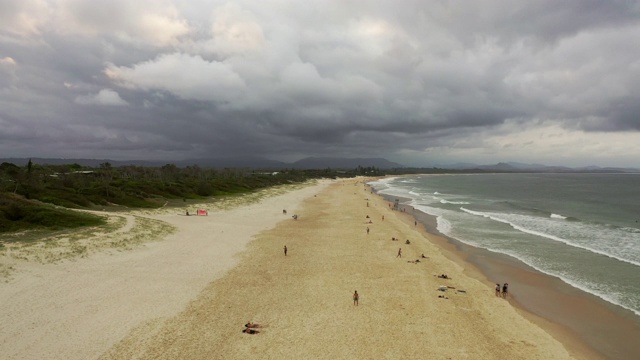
[4,177,636,359]
[103,178,576,359]
[374,188,640,360]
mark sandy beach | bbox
[0,181,330,360]
[1,177,604,359]
[385,192,640,360]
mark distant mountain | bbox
[573,165,640,172]
[440,162,478,169]
[291,157,404,169]
[0,156,404,170]
[439,161,639,173]
[0,157,163,167]
[3,157,637,172]
[175,157,288,169]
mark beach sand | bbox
[390,194,640,360]
[5,177,621,359]
[95,179,575,359]
[0,181,330,360]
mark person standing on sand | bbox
[502,283,509,298]
[353,290,359,306]
[284,245,287,256]
[366,227,370,235]
[397,248,402,258]
[495,283,501,297]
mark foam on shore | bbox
[377,185,640,360]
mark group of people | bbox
[495,283,509,298]
[185,209,208,216]
[242,322,264,334]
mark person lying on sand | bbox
[245,322,263,328]
[242,328,260,334]
[438,274,450,279]
[421,254,428,258]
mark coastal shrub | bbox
[0,193,105,233]
[196,182,214,196]
[0,161,362,234]
[3,204,26,221]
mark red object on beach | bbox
[197,209,208,216]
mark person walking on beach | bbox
[502,283,509,298]
[366,227,370,235]
[353,290,359,306]
[397,248,402,258]
[283,245,288,256]
[495,283,501,297]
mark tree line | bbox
[1,161,392,233]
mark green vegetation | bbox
[0,158,510,236]
[0,192,105,233]
[1,161,380,234]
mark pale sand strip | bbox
[102,179,574,360]
[0,181,330,360]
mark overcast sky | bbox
[1,0,640,167]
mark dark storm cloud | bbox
[0,0,639,167]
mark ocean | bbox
[369,173,640,317]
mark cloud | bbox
[207,2,266,56]
[0,0,51,37]
[0,56,18,87]
[0,0,639,167]
[54,0,190,46]
[105,53,245,102]
[0,57,17,66]
[75,89,129,106]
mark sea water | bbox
[369,173,640,317]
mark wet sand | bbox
[385,193,640,360]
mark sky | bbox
[1,0,640,168]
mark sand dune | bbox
[0,181,329,360]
